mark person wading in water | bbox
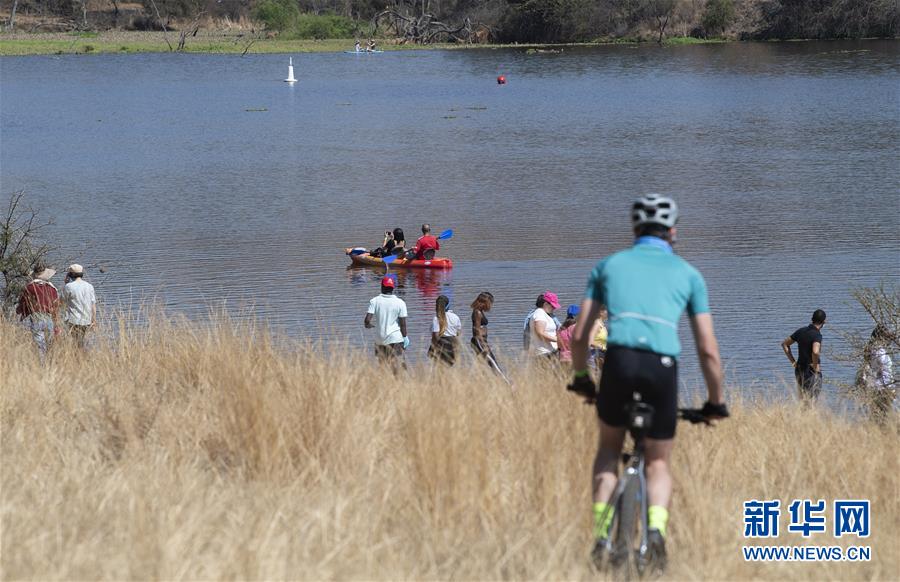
[782,309,826,402]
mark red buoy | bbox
[497,75,506,85]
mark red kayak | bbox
[345,249,453,269]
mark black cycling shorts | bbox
[596,346,678,440]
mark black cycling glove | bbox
[701,401,730,419]
[567,373,597,400]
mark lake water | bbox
[2,40,898,398]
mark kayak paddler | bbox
[410,224,439,260]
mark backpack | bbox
[523,309,536,350]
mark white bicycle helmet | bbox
[631,194,679,229]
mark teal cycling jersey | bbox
[584,237,709,358]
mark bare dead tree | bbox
[177,11,206,51]
[146,0,173,51]
[833,283,899,422]
[111,0,120,28]
[8,0,19,30]
[78,0,88,29]
[652,0,675,43]
[0,191,56,316]
[372,8,485,44]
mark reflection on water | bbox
[1,40,898,394]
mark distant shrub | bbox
[252,0,300,32]
[293,13,356,39]
[130,15,168,31]
[139,0,203,19]
[702,0,734,36]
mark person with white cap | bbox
[15,263,60,359]
[364,275,409,372]
[61,263,96,349]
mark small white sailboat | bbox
[284,57,297,83]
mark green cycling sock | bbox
[593,502,614,540]
[648,505,669,537]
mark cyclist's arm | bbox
[571,298,601,371]
[690,313,724,405]
[811,341,821,373]
[781,337,796,366]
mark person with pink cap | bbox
[528,291,561,361]
[364,275,409,372]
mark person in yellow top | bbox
[589,304,608,368]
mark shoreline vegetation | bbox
[0,30,892,56]
[2,313,898,579]
[1,0,896,57]
[0,31,734,56]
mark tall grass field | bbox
[1,315,897,580]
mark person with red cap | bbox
[364,275,409,371]
[528,291,561,361]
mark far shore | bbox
[0,30,738,57]
[1,30,893,57]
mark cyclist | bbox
[567,194,728,570]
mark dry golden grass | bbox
[1,315,898,581]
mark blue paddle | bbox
[381,253,398,273]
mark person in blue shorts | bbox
[567,194,729,571]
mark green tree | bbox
[702,0,734,36]
[253,0,300,30]
[294,13,356,38]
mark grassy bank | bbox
[1,314,897,580]
[0,33,366,56]
[0,31,730,56]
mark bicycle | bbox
[592,394,715,577]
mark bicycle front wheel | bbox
[612,473,641,575]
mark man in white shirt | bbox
[364,276,408,372]
[60,263,96,349]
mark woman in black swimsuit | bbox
[470,292,508,380]
[470,291,493,354]
[372,227,406,258]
